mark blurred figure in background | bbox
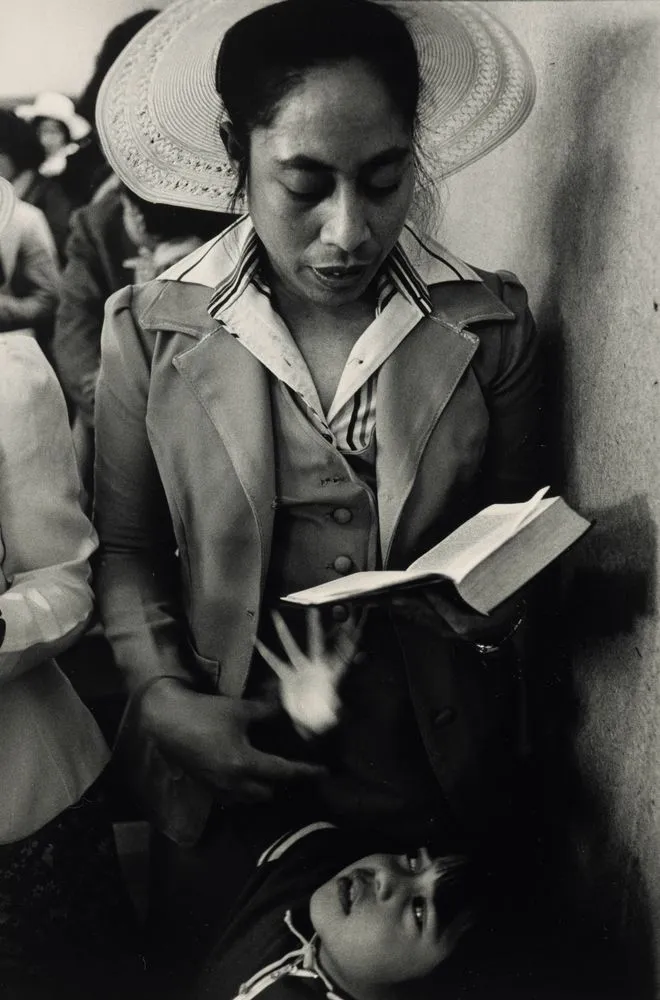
[0,149,59,355]
[53,178,233,497]
[0,108,72,263]
[16,91,91,180]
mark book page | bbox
[408,487,552,582]
[283,569,414,605]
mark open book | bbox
[282,487,591,615]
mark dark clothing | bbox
[52,188,135,422]
[20,172,74,265]
[0,778,141,999]
[193,824,381,1000]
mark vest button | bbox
[333,555,353,575]
[433,707,457,728]
[331,604,350,622]
[332,507,353,524]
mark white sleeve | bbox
[0,335,97,684]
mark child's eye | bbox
[405,851,421,872]
[412,896,426,931]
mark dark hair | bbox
[120,184,226,243]
[216,0,421,206]
[76,9,160,126]
[0,110,44,173]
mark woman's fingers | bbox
[306,606,325,663]
[271,609,306,666]
[254,637,292,680]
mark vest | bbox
[253,383,453,841]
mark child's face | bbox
[310,849,469,996]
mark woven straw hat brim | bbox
[0,177,16,237]
[97,0,535,212]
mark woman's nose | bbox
[320,187,371,254]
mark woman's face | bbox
[310,849,470,996]
[37,118,69,157]
[245,58,415,310]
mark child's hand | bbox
[255,608,362,739]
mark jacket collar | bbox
[233,910,346,1000]
[157,214,485,315]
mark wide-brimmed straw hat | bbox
[0,177,16,236]
[97,0,536,212]
[16,92,91,142]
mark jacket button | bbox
[333,555,353,574]
[352,651,368,666]
[332,507,353,524]
[433,707,457,728]
[331,604,350,622]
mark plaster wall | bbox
[439,0,660,986]
[0,1,160,99]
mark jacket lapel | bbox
[376,280,514,564]
[137,282,276,548]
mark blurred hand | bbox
[140,678,324,802]
[255,608,362,738]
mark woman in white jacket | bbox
[0,177,135,996]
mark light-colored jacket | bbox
[0,334,109,843]
[95,263,545,845]
[0,199,59,335]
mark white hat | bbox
[16,92,91,143]
[0,177,16,236]
[96,0,536,211]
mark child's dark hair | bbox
[0,110,44,173]
[215,0,422,208]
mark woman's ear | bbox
[219,120,244,172]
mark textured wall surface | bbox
[439,1,660,990]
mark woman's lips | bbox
[310,264,369,289]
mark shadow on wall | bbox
[535,18,658,489]
[566,493,657,641]
[531,22,659,999]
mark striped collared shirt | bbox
[161,215,481,453]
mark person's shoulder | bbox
[105,277,219,339]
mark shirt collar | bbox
[158,214,483,321]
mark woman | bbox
[0,108,73,262]
[15,92,90,179]
[94,0,544,964]
[0,176,137,995]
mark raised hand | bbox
[255,608,362,738]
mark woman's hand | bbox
[255,608,362,739]
[139,678,324,803]
[389,588,525,647]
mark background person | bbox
[0,108,72,263]
[0,175,139,998]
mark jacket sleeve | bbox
[476,272,548,504]
[52,208,108,425]
[0,208,60,332]
[0,336,96,686]
[93,286,192,696]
